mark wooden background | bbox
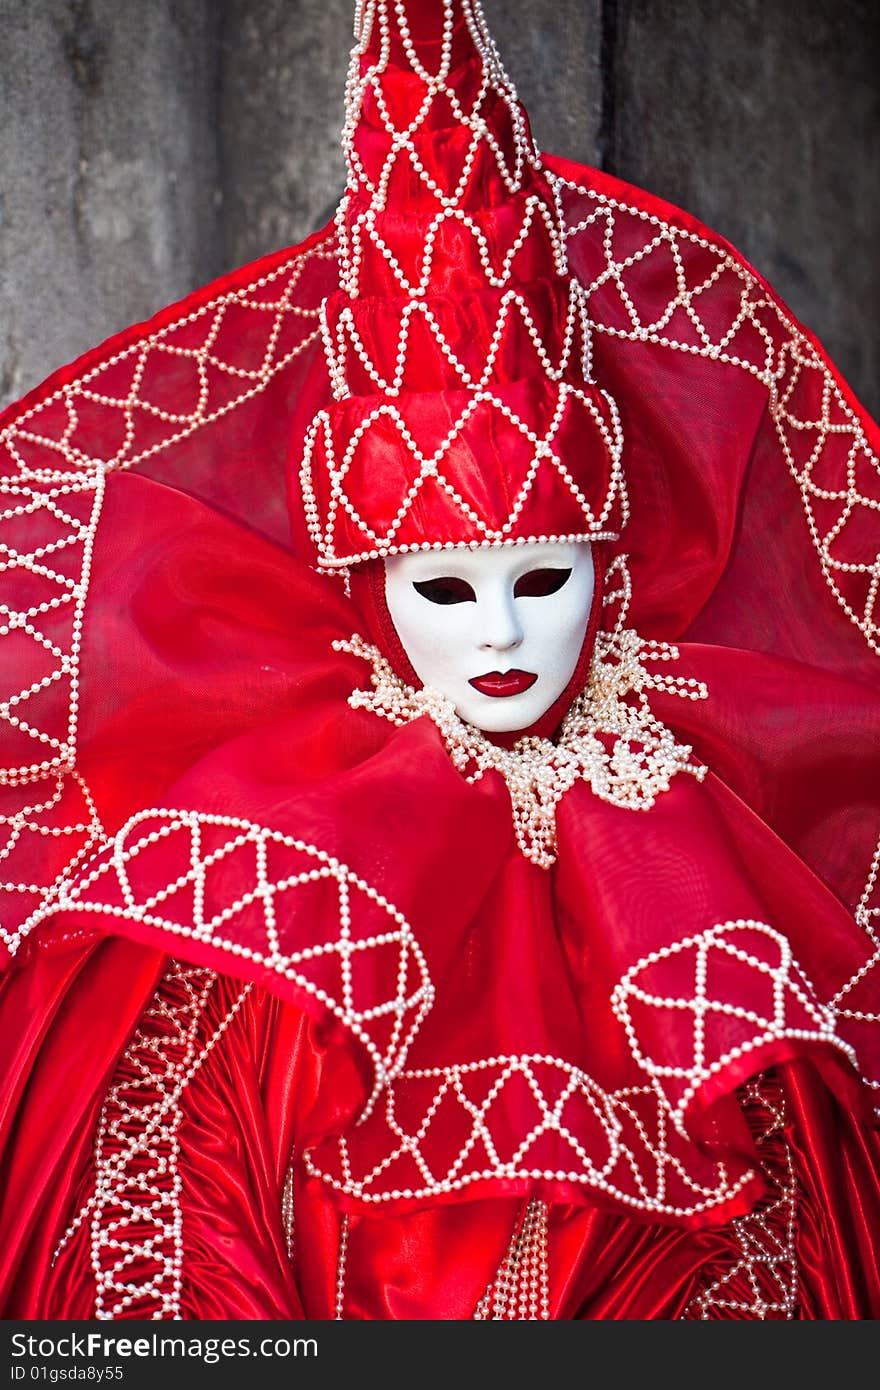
[2,0,878,417]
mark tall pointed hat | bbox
[293,0,626,569]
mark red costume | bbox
[1,0,878,1319]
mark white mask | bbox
[384,541,595,734]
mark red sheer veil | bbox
[0,0,878,1299]
[2,1,873,918]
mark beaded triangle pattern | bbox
[302,916,852,1216]
[553,173,880,659]
[342,1,546,301]
[471,1079,801,1321]
[300,379,624,568]
[297,0,627,567]
[1,247,330,484]
[0,238,332,963]
[45,807,433,1106]
[681,1074,799,1319]
[333,559,708,868]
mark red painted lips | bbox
[468,669,538,698]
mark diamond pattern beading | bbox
[299,1,623,567]
[50,807,433,1101]
[302,921,851,1218]
[682,1075,799,1319]
[1,248,330,482]
[0,241,332,960]
[611,920,848,1119]
[554,176,880,656]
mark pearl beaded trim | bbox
[831,828,880,1118]
[326,1080,800,1323]
[44,807,431,1114]
[52,963,251,1319]
[0,0,873,1317]
[300,379,625,570]
[38,806,857,1227]
[333,565,707,868]
[302,916,853,1216]
[682,1074,799,1320]
[303,1048,752,1217]
[473,1199,550,1320]
[281,1164,296,1268]
[339,2,545,303]
[550,166,880,1119]
[325,278,593,404]
[335,1214,350,1321]
[611,919,853,1124]
[552,172,880,660]
[0,240,332,964]
[298,0,623,570]
[1,245,329,489]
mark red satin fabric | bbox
[290,7,627,567]
[0,469,876,1316]
[5,964,878,1318]
[0,131,878,1321]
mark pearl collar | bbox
[333,614,708,868]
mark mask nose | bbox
[477,588,524,654]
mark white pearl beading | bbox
[1,246,329,487]
[0,769,109,959]
[611,919,852,1123]
[304,1,611,569]
[39,804,860,1226]
[829,827,880,1118]
[302,915,855,1216]
[0,470,104,790]
[681,1074,799,1320]
[47,808,432,1117]
[36,820,867,1242]
[0,241,332,967]
[340,195,567,303]
[551,172,880,660]
[548,172,880,1128]
[473,1198,550,1320]
[339,2,545,285]
[281,1163,296,1267]
[335,1213,350,1320]
[333,1080,796,1322]
[52,962,251,1319]
[0,0,871,1287]
[324,276,593,404]
[300,378,626,570]
[332,576,706,868]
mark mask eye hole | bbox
[413,576,477,605]
[513,567,571,598]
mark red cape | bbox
[1,159,878,1318]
